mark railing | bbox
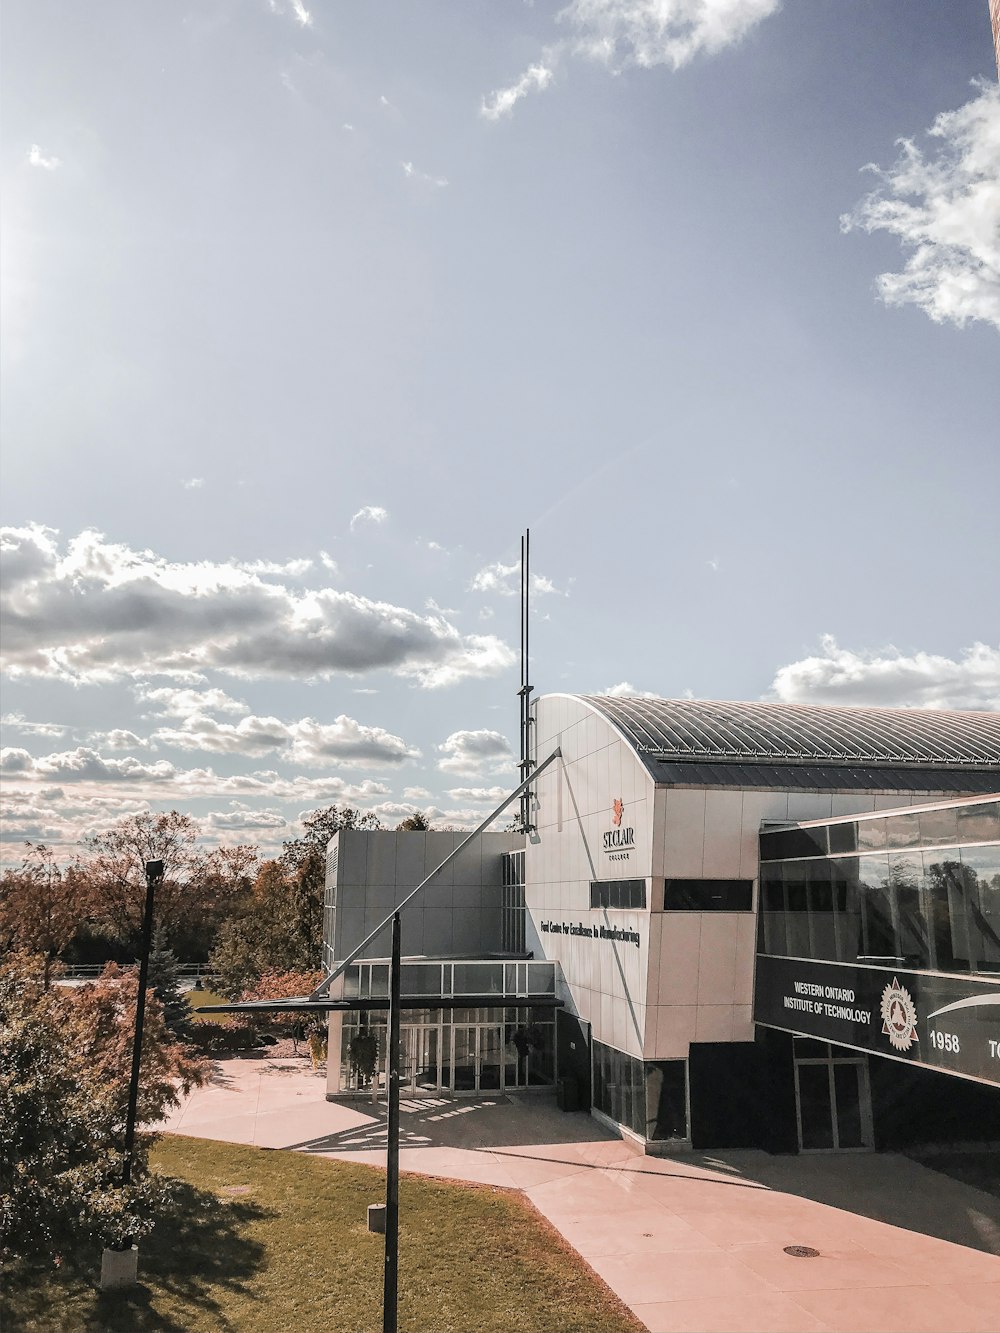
[59,962,215,980]
[344,958,556,1000]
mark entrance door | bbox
[794,1039,873,1151]
[450,1024,507,1094]
[451,1026,478,1092]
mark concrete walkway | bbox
[159,1054,1000,1333]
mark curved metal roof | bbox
[573,695,1000,769]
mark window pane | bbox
[857,819,887,852]
[885,812,920,850]
[960,845,1000,972]
[829,821,857,854]
[925,856,973,973]
[918,806,958,848]
[889,852,930,968]
[958,801,1000,845]
[807,862,837,962]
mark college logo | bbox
[880,977,919,1052]
[612,798,624,827]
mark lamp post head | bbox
[145,859,165,884]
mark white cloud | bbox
[0,713,69,738]
[269,0,312,27]
[319,550,338,572]
[181,477,204,490]
[600,681,659,698]
[139,685,248,718]
[28,144,60,170]
[445,785,510,803]
[842,83,1000,332]
[403,786,432,799]
[481,62,555,121]
[482,0,779,118]
[97,729,150,750]
[151,710,419,767]
[7,747,179,783]
[470,561,560,597]
[767,637,1000,711]
[437,729,514,776]
[401,161,449,188]
[1,524,514,688]
[206,806,287,831]
[350,505,388,530]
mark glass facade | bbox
[759,799,1000,975]
[590,879,646,910]
[592,1040,688,1142]
[501,849,526,953]
[336,1004,555,1096]
[663,879,753,911]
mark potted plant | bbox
[348,1028,380,1102]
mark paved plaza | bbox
[159,1054,1000,1333]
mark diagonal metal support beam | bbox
[308,747,561,1001]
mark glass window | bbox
[759,827,828,861]
[918,805,958,848]
[857,819,887,852]
[401,964,443,996]
[957,801,1000,845]
[858,854,895,959]
[925,855,972,973]
[645,1062,687,1140]
[807,861,837,962]
[885,812,920,850]
[960,844,1000,973]
[759,866,786,956]
[828,822,857,855]
[832,859,862,963]
[526,962,556,994]
[783,863,810,957]
[663,880,753,911]
[889,852,930,969]
[453,963,503,996]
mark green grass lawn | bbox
[4,1136,643,1333]
[185,987,230,1020]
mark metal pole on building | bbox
[123,858,162,1187]
[382,911,402,1333]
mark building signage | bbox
[754,954,1000,1087]
[540,920,640,948]
[603,798,635,861]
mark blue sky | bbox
[2,0,998,857]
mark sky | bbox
[2,0,998,861]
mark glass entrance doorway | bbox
[450,1024,509,1093]
[793,1039,873,1151]
[400,1026,441,1095]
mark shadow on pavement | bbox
[697,1149,1000,1257]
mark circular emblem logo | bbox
[880,977,918,1052]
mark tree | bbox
[77,812,257,959]
[277,806,383,971]
[0,844,89,989]
[0,957,209,1262]
[396,812,431,831]
[208,807,383,997]
[145,924,193,1042]
[239,969,324,1054]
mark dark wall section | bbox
[689,1030,798,1153]
[557,1010,592,1109]
[869,1058,1000,1148]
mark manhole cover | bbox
[783,1245,820,1258]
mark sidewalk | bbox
[159,1054,1000,1333]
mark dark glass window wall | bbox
[759,841,1000,975]
[590,880,646,910]
[591,1039,688,1141]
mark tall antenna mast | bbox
[518,529,534,833]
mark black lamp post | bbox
[122,858,163,1187]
